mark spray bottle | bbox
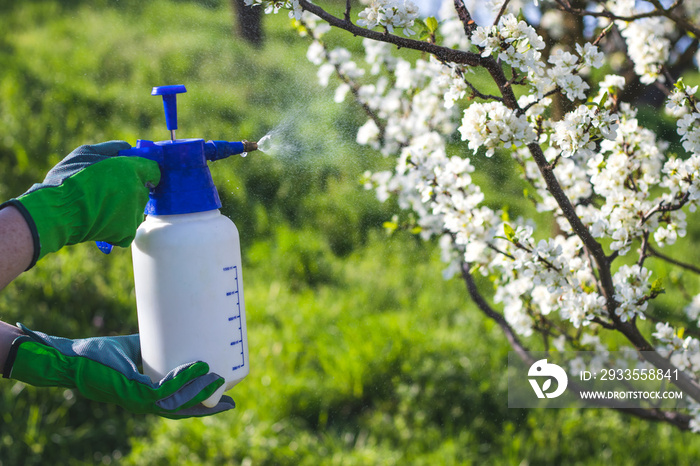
[98,85,257,408]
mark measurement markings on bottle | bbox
[224,265,245,372]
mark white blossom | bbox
[606,0,673,84]
[551,104,618,158]
[357,0,420,36]
[471,14,545,80]
[652,322,675,342]
[459,101,536,157]
[613,264,651,322]
[687,295,700,324]
[357,119,381,148]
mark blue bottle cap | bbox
[115,85,249,216]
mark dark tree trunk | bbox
[232,0,264,47]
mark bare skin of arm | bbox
[0,206,33,370]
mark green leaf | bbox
[582,282,597,293]
[504,223,516,242]
[598,91,608,107]
[383,221,398,234]
[426,17,438,33]
[291,19,307,35]
[501,205,510,222]
[650,278,665,296]
[413,18,428,37]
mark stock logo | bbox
[528,359,568,399]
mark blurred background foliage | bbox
[2,0,700,464]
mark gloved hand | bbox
[2,324,234,419]
[0,141,160,268]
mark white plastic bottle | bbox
[132,209,249,408]
[110,85,256,409]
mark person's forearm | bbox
[0,206,34,290]
[0,206,32,371]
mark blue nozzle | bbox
[205,141,246,161]
[96,241,113,254]
[152,85,187,132]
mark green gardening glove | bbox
[2,324,235,419]
[0,141,160,268]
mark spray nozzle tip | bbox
[243,140,258,153]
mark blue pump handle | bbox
[152,85,187,131]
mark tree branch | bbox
[526,142,613,301]
[469,22,617,332]
[555,0,664,21]
[638,230,651,268]
[462,1,700,411]
[461,262,691,429]
[640,193,690,227]
[452,0,478,38]
[298,0,483,66]
[554,0,700,38]
[648,244,700,275]
[591,316,616,330]
[461,261,533,363]
[607,313,700,404]
[493,0,512,26]
[344,0,351,23]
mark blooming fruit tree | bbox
[247,0,700,430]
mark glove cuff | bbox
[0,200,40,270]
[2,334,30,379]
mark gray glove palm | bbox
[3,324,235,418]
